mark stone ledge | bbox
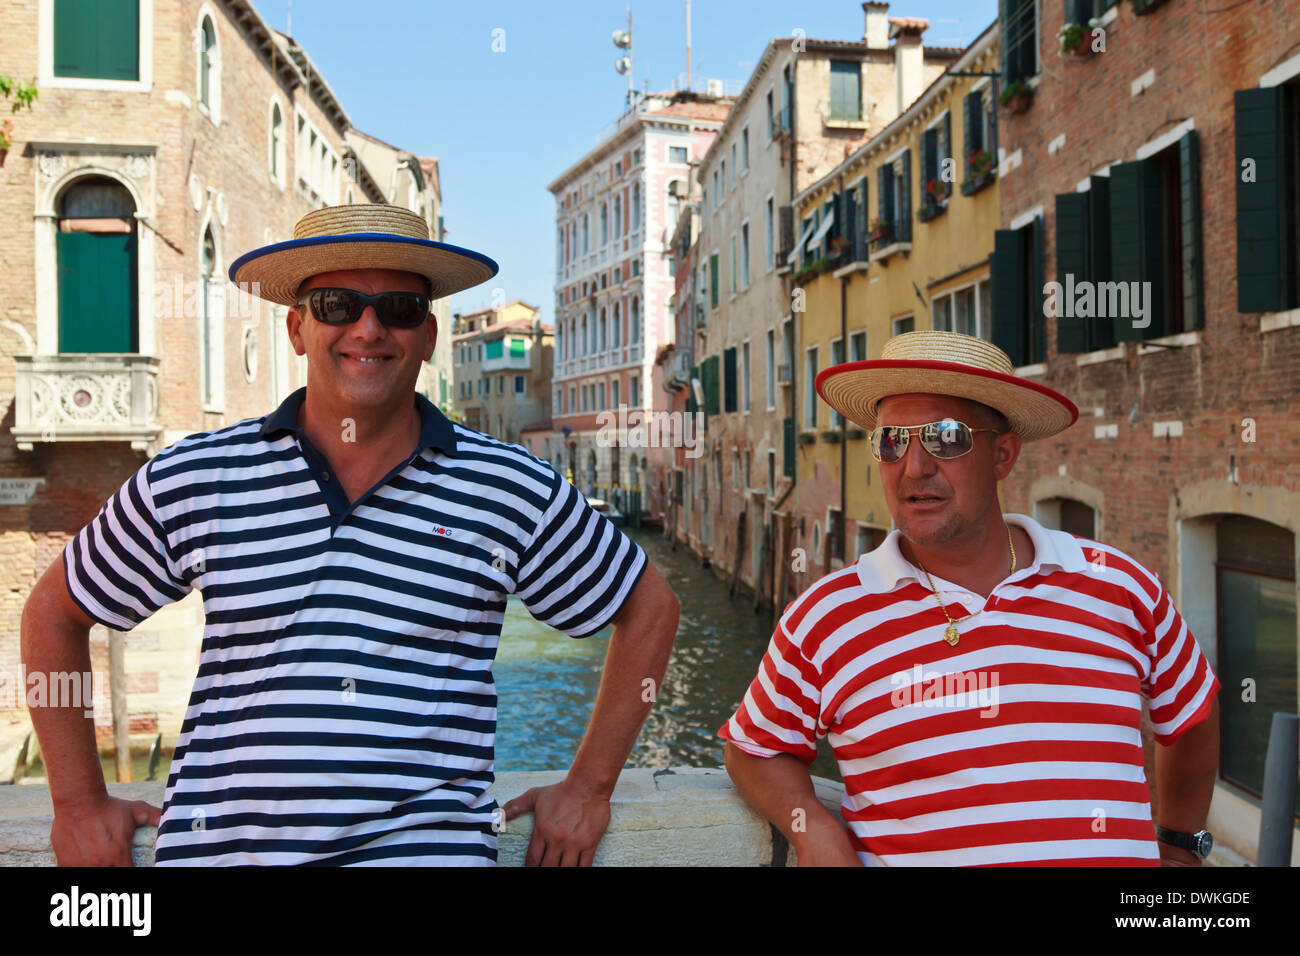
[0,768,847,867]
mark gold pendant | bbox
[943,624,960,646]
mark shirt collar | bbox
[259,386,457,455]
[856,513,1090,594]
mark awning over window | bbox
[787,216,817,265]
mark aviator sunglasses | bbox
[297,287,430,329]
[870,419,1005,463]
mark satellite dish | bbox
[615,56,631,75]
[612,29,630,48]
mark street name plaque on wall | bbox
[0,478,46,505]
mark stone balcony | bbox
[0,768,847,866]
[11,354,162,453]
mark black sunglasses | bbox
[298,287,430,329]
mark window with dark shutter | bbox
[899,149,912,241]
[990,218,1045,366]
[1055,192,1090,354]
[723,347,737,413]
[991,229,1027,366]
[1001,0,1038,84]
[1234,86,1298,313]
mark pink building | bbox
[547,91,730,515]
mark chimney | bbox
[889,17,929,115]
[862,1,890,49]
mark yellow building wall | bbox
[793,42,1003,562]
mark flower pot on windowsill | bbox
[821,430,842,443]
[798,431,817,445]
[845,428,867,440]
[1004,94,1032,115]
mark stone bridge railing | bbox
[0,768,847,866]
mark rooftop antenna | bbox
[613,10,634,109]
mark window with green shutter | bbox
[703,355,720,417]
[830,61,861,121]
[723,347,737,413]
[1055,191,1090,354]
[54,0,140,81]
[1107,133,1203,341]
[509,338,526,357]
[710,253,719,308]
[1000,0,1038,84]
[1234,86,1298,313]
[484,339,503,360]
[989,218,1045,366]
[783,417,795,478]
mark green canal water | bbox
[25,528,841,786]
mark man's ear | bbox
[423,315,437,363]
[286,304,307,357]
[992,431,1021,482]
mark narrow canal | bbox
[495,527,843,783]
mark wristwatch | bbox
[1155,826,1214,859]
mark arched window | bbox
[582,214,589,253]
[631,182,641,232]
[613,195,622,239]
[612,302,621,348]
[600,204,608,246]
[269,101,285,185]
[580,314,587,356]
[599,307,607,352]
[56,177,139,353]
[197,13,220,122]
[630,296,640,343]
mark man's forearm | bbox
[20,568,107,810]
[566,570,679,797]
[1154,696,1220,833]
[724,743,843,846]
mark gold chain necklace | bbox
[914,525,1016,647]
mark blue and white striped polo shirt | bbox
[63,386,647,865]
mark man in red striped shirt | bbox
[720,331,1220,866]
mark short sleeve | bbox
[718,617,824,765]
[63,459,193,631]
[514,471,647,638]
[1143,580,1220,745]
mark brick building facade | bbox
[991,0,1300,861]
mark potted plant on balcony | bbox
[1057,21,1092,57]
[829,235,850,260]
[868,217,891,243]
[961,148,997,195]
[999,78,1034,115]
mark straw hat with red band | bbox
[228,203,498,306]
[815,330,1078,442]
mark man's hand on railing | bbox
[51,793,161,866]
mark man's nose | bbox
[900,432,937,479]
[348,306,387,341]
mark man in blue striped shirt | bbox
[22,204,679,866]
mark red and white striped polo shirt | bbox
[720,513,1219,866]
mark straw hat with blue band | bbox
[815,330,1079,442]
[229,203,498,306]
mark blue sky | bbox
[279,0,998,319]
